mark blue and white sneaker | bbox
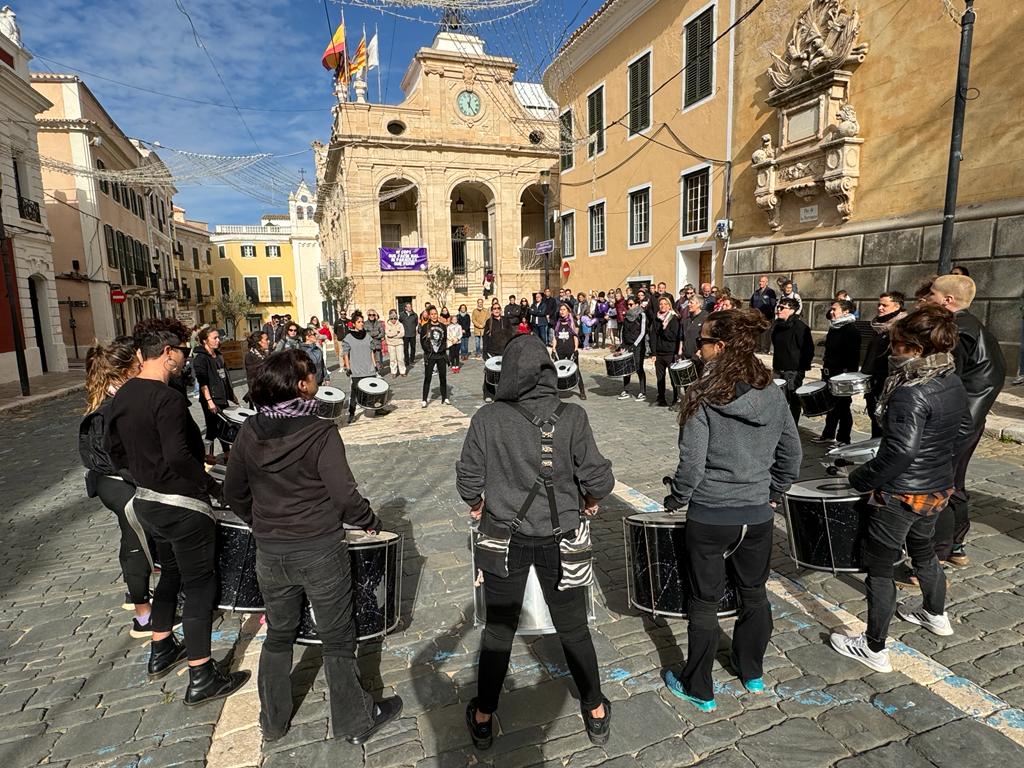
[662,669,716,712]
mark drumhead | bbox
[786,478,862,500]
[346,529,399,546]
[222,407,254,424]
[795,381,827,395]
[773,378,787,388]
[605,352,631,361]
[357,377,390,394]
[669,360,693,371]
[555,360,578,377]
[484,356,502,372]
[625,512,687,526]
[831,372,870,383]
[827,437,881,461]
[316,387,345,403]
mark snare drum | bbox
[783,479,871,573]
[828,372,871,397]
[214,508,264,612]
[483,355,503,387]
[604,350,636,378]
[218,408,255,445]
[296,530,403,644]
[555,360,579,391]
[796,380,833,416]
[314,387,346,420]
[624,513,738,619]
[825,437,881,471]
[354,377,392,410]
[668,359,698,389]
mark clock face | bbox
[457,90,481,117]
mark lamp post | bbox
[540,169,550,289]
[938,0,976,275]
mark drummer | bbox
[551,302,587,400]
[192,327,239,463]
[829,305,968,673]
[662,309,801,712]
[341,311,377,425]
[224,349,401,744]
[482,303,512,403]
[813,299,862,446]
[617,297,648,401]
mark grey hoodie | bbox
[456,333,614,537]
[668,381,801,526]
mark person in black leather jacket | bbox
[925,275,1006,564]
[830,306,969,675]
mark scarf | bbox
[347,328,367,340]
[657,309,676,330]
[248,346,270,362]
[829,313,857,330]
[870,309,906,335]
[875,352,956,422]
[258,396,321,419]
[625,305,643,323]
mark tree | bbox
[213,292,253,340]
[321,276,356,317]
[425,266,455,310]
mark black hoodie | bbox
[224,414,380,550]
[456,333,614,537]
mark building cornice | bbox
[0,68,53,116]
[331,135,558,159]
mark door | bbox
[699,250,712,286]
[28,278,47,373]
[676,248,701,293]
[396,295,415,315]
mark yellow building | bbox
[171,206,215,327]
[544,0,734,294]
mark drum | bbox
[773,378,788,390]
[796,381,833,416]
[555,360,579,391]
[624,513,738,619]
[355,377,392,410]
[315,387,346,420]
[214,508,264,612]
[604,351,636,378]
[825,437,881,473]
[296,530,403,644]
[469,525,595,635]
[668,360,698,390]
[484,356,503,387]
[828,372,871,397]
[218,407,255,445]
[783,479,870,573]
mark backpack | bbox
[78,398,118,476]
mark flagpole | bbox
[342,7,349,101]
[375,22,381,104]
[362,23,368,89]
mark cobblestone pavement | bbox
[1,358,1024,768]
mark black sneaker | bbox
[582,697,611,746]
[130,616,152,639]
[466,699,493,750]
[346,696,403,745]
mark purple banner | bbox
[379,246,428,271]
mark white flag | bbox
[367,33,379,70]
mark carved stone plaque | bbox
[786,105,818,144]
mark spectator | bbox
[364,310,385,370]
[950,265,970,277]
[482,270,494,298]
[679,296,708,364]
[244,331,271,404]
[594,292,610,349]
[456,304,472,361]
[580,310,596,349]
[779,280,802,315]
[471,299,489,358]
[826,290,860,320]
[399,303,419,366]
[275,322,303,353]
[577,292,592,319]
[384,309,407,377]
[699,283,716,312]
[302,328,330,386]
[503,294,521,323]
[750,276,777,353]
[543,288,559,342]
[530,292,549,342]
[443,309,463,373]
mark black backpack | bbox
[78,398,118,476]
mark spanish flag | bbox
[348,33,367,79]
[321,22,347,73]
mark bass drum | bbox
[624,513,738,619]
[784,479,870,573]
[214,508,264,612]
[355,377,392,410]
[796,381,833,417]
[604,351,636,378]
[484,355,503,387]
[555,360,579,391]
[218,408,255,446]
[315,387,346,420]
[296,530,403,644]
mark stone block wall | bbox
[724,213,1024,372]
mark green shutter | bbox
[560,111,574,170]
[628,53,651,134]
[587,88,604,156]
[685,9,714,107]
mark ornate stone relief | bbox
[753,0,869,231]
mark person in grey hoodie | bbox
[456,333,614,750]
[661,309,801,713]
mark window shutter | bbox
[560,111,574,170]
[685,9,714,106]
[629,53,651,134]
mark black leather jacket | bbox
[954,310,1005,433]
[850,372,969,495]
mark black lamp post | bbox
[540,169,550,289]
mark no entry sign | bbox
[110,285,126,304]
[561,261,571,280]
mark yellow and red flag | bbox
[321,22,347,73]
[347,33,367,79]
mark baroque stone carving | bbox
[767,0,869,92]
[835,103,859,137]
[0,5,21,48]
[751,134,776,165]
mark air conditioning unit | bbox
[715,219,733,240]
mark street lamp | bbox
[388,199,397,211]
[455,196,465,213]
[540,169,551,289]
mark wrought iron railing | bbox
[18,197,41,223]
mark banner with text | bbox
[379,246,428,271]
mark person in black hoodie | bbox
[224,350,401,745]
[651,296,681,407]
[617,298,648,401]
[420,307,450,407]
[771,298,814,423]
[399,303,418,366]
[861,292,907,437]
[482,303,512,402]
[503,294,521,324]
[814,299,862,446]
[456,333,614,749]
[192,327,238,461]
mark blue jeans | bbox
[460,337,469,357]
[533,324,548,342]
[474,335,482,355]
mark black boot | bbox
[582,697,611,746]
[148,634,188,680]
[183,660,251,707]
[346,696,403,745]
[466,699,493,750]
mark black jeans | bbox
[865,499,946,648]
[93,474,153,604]
[933,425,984,559]
[477,535,602,714]
[134,499,217,660]
[822,392,853,443]
[680,519,774,702]
[404,337,416,365]
[422,356,448,401]
[654,354,675,404]
[448,344,460,368]
[255,539,374,739]
[865,390,884,438]
[774,370,804,424]
[622,347,647,394]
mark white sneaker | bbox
[484,397,493,404]
[421,400,428,408]
[1012,375,1024,386]
[442,398,452,405]
[829,632,893,673]
[896,603,953,636]
[617,391,630,400]
[636,393,646,402]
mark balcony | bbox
[18,197,41,224]
[215,225,281,235]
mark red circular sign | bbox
[561,261,571,279]
[110,285,126,304]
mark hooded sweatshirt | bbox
[224,415,380,551]
[668,381,802,526]
[456,333,614,537]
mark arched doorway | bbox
[450,181,494,294]
[519,184,548,273]
[378,179,420,251]
[28,275,48,373]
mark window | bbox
[112,181,121,205]
[103,225,116,267]
[243,276,260,302]
[192,248,200,269]
[205,249,211,265]
[588,201,606,254]
[559,110,574,171]
[629,186,651,246]
[560,212,575,259]
[682,167,711,235]
[586,86,604,157]
[297,207,304,220]
[684,7,714,107]
[138,194,145,221]
[307,206,314,219]
[220,277,230,296]
[158,200,166,233]
[265,244,281,258]
[97,160,109,195]
[381,223,401,249]
[150,196,156,217]
[195,278,203,299]
[268,276,284,303]
[218,245,226,259]
[208,279,213,295]
[241,245,256,258]
[628,52,652,135]
[129,189,138,216]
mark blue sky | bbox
[19,0,603,225]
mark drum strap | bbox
[510,402,567,540]
[723,524,748,560]
[132,487,215,522]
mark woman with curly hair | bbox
[244,330,271,403]
[661,309,802,712]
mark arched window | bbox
[296,207,304,220]
[306,206,314,218]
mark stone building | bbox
[314,28,559,315]
[0,13,67,382]
[543,0,734,295]
[171,206,214,327]
[722,0,1023,368]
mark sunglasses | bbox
[287,327,299,333]
[698,337,722,346]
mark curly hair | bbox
[84,336,138,413]
[679,309,771,424]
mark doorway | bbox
[28,276,48,373]
[396,295,415,315]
